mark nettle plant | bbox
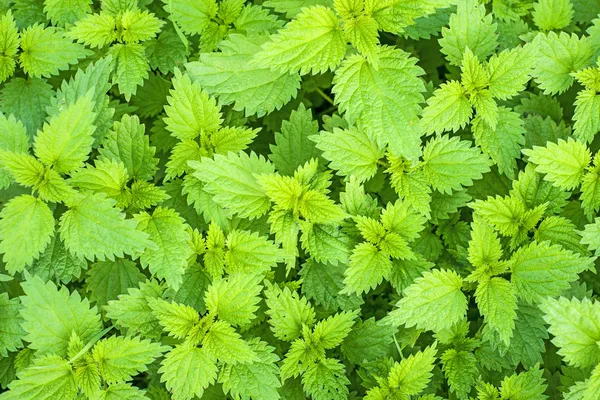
[2,0,600,399]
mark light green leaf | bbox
[104,280,164,339]
[531,31,594,95]
[19,24,90,78]
[475,277,517,345]
[164,0,218,35]
[187,34,301,118]
[59,193,150,262]
[388,269,467,332]
[190,151,274,219]
[312,310,357,349]
[486,44,536,101]
[225,230,282,274]
[68,12,118,48]
[20,275,102,356]
[540,297,600,368]
[302,358,349,400]
[0,194,54,274]
[522,138,591,190]
[202,320,258,364]
[205,273,262,327]
[439,0,498,66]
[134,207,192,290]
[33,94,96,174]
[387,343,437,396]
[107,43,150,100]
[420,80,472,135]
[312,127,384,183]
[159,343,217,400]
[343,242,392,295]
[0,355,77,400]
[333,46,426,161]
[510,240,595,303]
[256,5,346,75]
[0,293,24,357]
[533,0,573,30]
[422,135,491,194]
[264,283,316,342]
[92,335,167,383]
[164,69,223,140]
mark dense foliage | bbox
[1,0,600,399]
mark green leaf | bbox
[59,193,150,262]
[205,273,262,327]
[420,80,472,135]
[0,12,19,84]
[33,94,96,174]
[388,269,467,332]
[522,138,591,190]
[312,127,384,183]
[187,34,301,118]
[118,9,164,44]
[302,358,349,400]
[540,297,600,368]
[0,77,53,136]
[343,242,392,295]
[44,0,91,26]
[573,89,600,143]
[439,0,498,66]
[269,104,320,176]
[189,151,274,219]
[422,135,491,194]
[105,280,164,339]
[19,24,90,78]
[387,343,437,396]
[472,107,525,179]
[92,383,147,400]
[20,275,101,356]
[580,218,600,256]
[0,354,77,400]
[300,222,352,265]
[532,0,573,30]
[312,310,358,349]
[265,283,316,342]
[107,43,150,100]
[531,31,594,95]
[148,298,199,339]
[0,194,54,274]
[332,46,426,161]
[340,318,395,364]
[0,293,24,357]
[99,114,158,181]
[164,68,223,140]
[159,343,217,400]
[30,236,87,284]
[219,338,282,400]
[202,320,258,364]
[499,368,547,400]
[134,207,192,290]
[510,240,595,303]
[68,12,118,48]
[256,5,346,75]
[85,259,145,308]
[486,44,536,101]
[475,277,517,345]
[225,229,282,274]
[92,335,167,383]
[263,0,333,18]
[441,350,477,399]
[164,0,218,35]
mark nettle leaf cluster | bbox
[1,0,600,399]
